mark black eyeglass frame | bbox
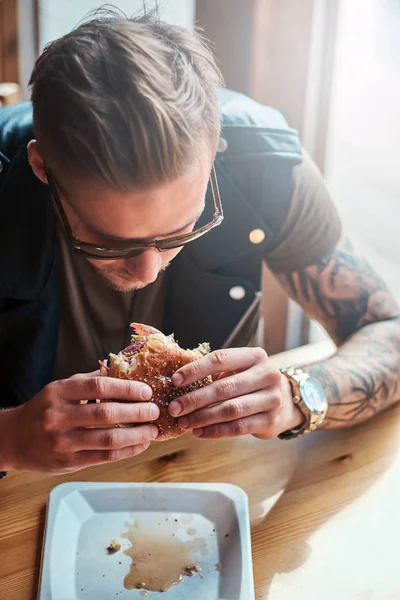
[46,166,224,260]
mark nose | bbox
[125,249,162,285]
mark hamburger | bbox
[100,323,211,441]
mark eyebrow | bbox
[83,205,206,244]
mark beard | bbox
[87,260,171,292]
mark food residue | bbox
[121,520,206,592]
[183,565,202,577]
[215,562,223,571]
[107,540,121,553]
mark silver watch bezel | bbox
[298,373,328,416]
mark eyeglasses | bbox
[46,166,224,260]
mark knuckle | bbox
[105,450,121,463]
[208,424,222,438]
[270,392,282,411]
[232,419,247,436]
[87,377,106,399]
[133,425,152,444]
[186,361,199,375]
[101,429,120,449]
[95,403,115,424]
[41,407,56,432]
[185,392,202,411]
[261,367,280,388]
[269,368,282,387]
[216,378,236,401]
[41,382,58,407]
[223,400,243,420]
[133,403,147,422]
[252,347,267,363]
[42,382,54,399]
[105,448,130,463]
[211,349,230,368]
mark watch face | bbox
[299,376,327,414]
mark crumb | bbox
[215,562,223,571]
[224,534,229,538]
[212,528,215,532]
[118,561,122,565]
[107,540,121,553]
[184,565,201,577]
[174,519,178,522]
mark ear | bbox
[27,140,48,184]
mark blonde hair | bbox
[29,8,224,190]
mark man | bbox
[0,11,399,476]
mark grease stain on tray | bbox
[122,520,207,592]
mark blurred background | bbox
[1,0,399,353]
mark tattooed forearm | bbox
[306,318,400,426]
[276,236,400,427]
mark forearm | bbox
[305,317,400,428]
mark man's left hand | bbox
[169,348,304,440]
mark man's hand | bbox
[0,373,159,474]
[169,347,303,440]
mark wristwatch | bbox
[278,368,328,439]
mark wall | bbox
[39,0,194,48]
[18,0,195,98]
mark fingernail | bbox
[179,416,189,429]
[169,400,183,416]
[194,428,204,437]
[151,426,159,439]
[172,373,184,386]
[141,385,152,400]
[150,404,159,420]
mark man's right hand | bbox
[0,373,159,474]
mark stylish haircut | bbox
[29,7,224,191]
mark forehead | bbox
[63,159,212,240]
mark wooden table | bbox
[1,342,400,600]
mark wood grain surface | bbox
[1,343,399,599]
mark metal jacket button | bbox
[217,137,228,153]
[249,229,266,244]
[229,286,246,300]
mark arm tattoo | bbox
[276,237,400,427]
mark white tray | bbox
[37,481,254,600]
